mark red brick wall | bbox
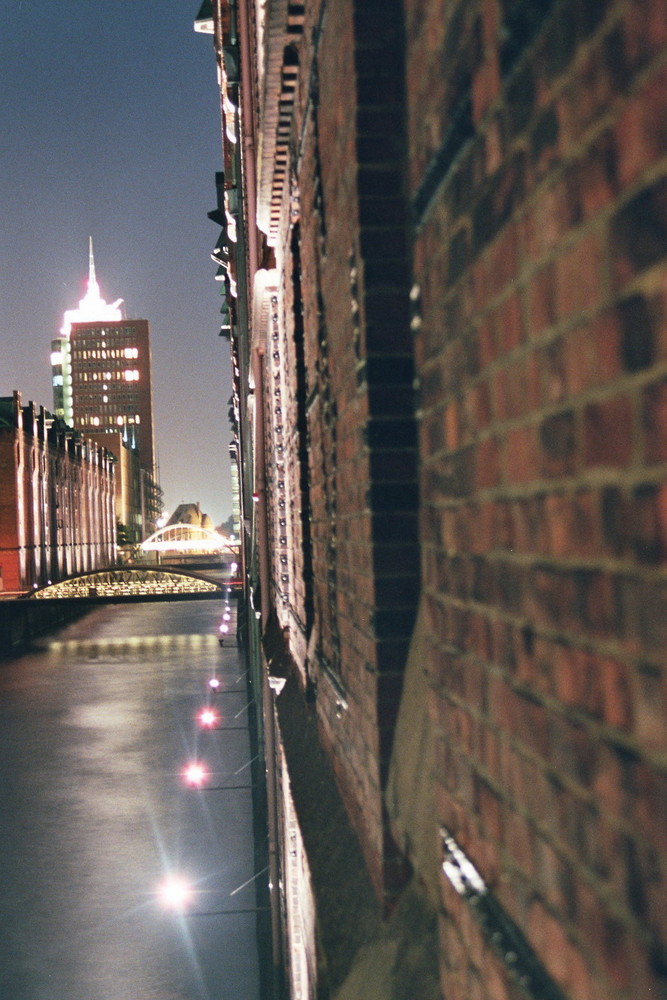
[407,0,667,997]
[0,430,23,591]
[0,399,115,591]
[264,0,420,899]
[246,0,666,991]
[292,0,389,885]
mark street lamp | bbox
[206,675,247,693]
[182,761,208,787]
[157,875,195,912]
[156,866,270,916]
[197,707,220,728]
[180,761,255,791]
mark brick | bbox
[496,291,525,354]
[533,835,574,915]
[472,155,526,257]
[584,395,634,468]
[477,314,498,367]
[575,568,620,638]
[560,304,627,396]
[569,129,618,219]
[528,564,579,630]
[543,490,600,559]
[522,179,577,261]
[503,424,537,484]
[633,756,667,853]
[539,409,576,477]
[617,575,667,655]
[616,63,667,187]
[610,176,667,289]
[463,380,492,432]
[554,231,603,321]
[475,436,501,490]
[631,484,667,564]
[642,377,667,464]
[526,261,557,338]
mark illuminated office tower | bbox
[51,239,123,426]
[51,241,156,477]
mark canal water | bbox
[0,598,261,1000]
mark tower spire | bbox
[88,236,96,286]
[59,240,124,338]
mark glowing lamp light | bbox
[231,562,238,573]
[158,875,194,911]
[197,708,219,728]
[223,612,231,621]
[219,624,229,634]
[182,762,208,788]
[208,677,221,690]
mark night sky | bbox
[0,1,233,524]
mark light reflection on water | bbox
[49,632,218,652]
[0,599,259,1000]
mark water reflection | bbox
[0,599,259,1000]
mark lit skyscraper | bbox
[51,239,123,426]
[51,241,156,477]
[51,242,161,538]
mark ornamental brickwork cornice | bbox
[257,1,304,241]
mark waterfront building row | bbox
[0,392,115,592]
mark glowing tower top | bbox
[60,238,124,338]
[52,240,126,425]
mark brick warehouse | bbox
[0,392,115,592]
[197,1,667,999]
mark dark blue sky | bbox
[0,1,233,524]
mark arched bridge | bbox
[27,567,231,603]
[140,523,240,557]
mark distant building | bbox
[86,431,145,546]
[51,241,161,535]
[168,502,215,532]
[0,392,115,592]
[67,318,155,473]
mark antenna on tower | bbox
[88,236,96,285]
